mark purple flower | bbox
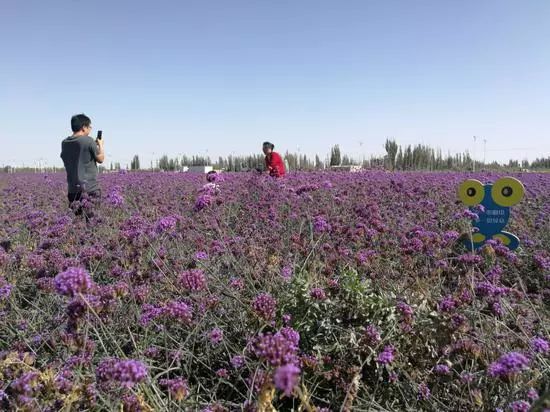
[459,289,472,303]
[397,301,414,322]
[120,214,149,240]
[296,184,319,195]
[140,300,192,326]
[230,355,245,369]
[488,352,530,379]
[438,295,456,312]
[195,193,213,211]
[195,251,208,260]
[310,287,327,301]
[0,278,13,300]
[313,216,331,233]
[458,253,483,265]
[252,293,277,321]
[442,230,460,245]
[533,252,550,270]
[417,382,431,400]
[377,345,395,365]
[202,404,226,412]
[460,371,474,383]
[475,281,509,297]
[274,364,300,396]
[209,328,224,345]
[180,269,207,291]
[451,313,466,329]
[327,278,339,289]
[508,400,530,412]
[279,327,300,347]
[96,358,148,388]
[164,300,193,324]
[229,277,244,290]
[54,267,93,296]
[253,328,300,366]
[486,265,503,282]
[156,216,178,233]
[107,187,124,206]
[10,372,40,396]
[527,388,539,401]
[531,337,549,354]
[140,304,163,325]
[216,368,229,378]
[55,369,73,393]
[340,248,352,257]
[356,249,376,264]
[26,253,46,271]
[473,204,486,213]
[490,300,504,317]
[280,265,293,281]
[160,377,189,401]
[401,237,424,254]
[144,346,161,359]
[461,209,479,221]
[364,324,381,345]
[434,364,451,375]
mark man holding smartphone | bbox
[60,114,105,217]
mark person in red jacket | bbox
[263,141,286,177]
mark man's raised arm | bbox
[95,139,105,164]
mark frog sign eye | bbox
[491,177,524,207]
[458,179,485,206]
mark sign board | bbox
[457,177,524,250]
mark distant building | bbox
[187,165,213,174]
[330,165,363,172]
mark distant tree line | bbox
[131,140,548,172]
[529,156,550,169]
[138,146,359,172]
[2,142,550,173]
[381,139,550,172]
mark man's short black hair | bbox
[263,141,275,150]
[71,114,91,133]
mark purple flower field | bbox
[0,171,548,411]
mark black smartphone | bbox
[97,130,103,140]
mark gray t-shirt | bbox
[60,135,100,193]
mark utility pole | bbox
[483,138,487,166]
[358,140,364,165]
[473,136,477,172]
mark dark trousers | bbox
[68,191,101,220]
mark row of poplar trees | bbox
[121,141,545,172]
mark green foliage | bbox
[330,145,341,166]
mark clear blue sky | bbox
[1,0,549,167]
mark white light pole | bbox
[483,138,487,165]
[473,136,477,172]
